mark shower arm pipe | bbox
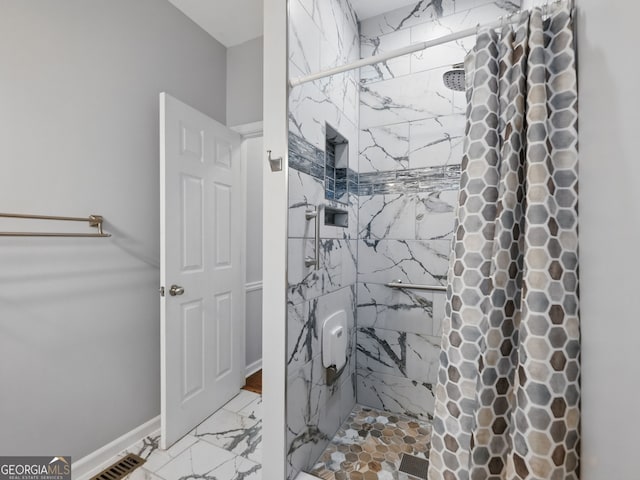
[385,281,447,292]
[289,1,570,88]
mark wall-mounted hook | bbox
[267,150,283,172]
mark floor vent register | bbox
[90,453,146,480]
[399,453,429,479]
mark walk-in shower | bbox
[286,0,579,479]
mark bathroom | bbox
[0,0,637,480]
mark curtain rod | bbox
[289,1,570,88]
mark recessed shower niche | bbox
[324,124,349,205]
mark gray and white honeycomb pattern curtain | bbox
[429,5,579,480]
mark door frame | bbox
[262,0,289,477]
[231,121,264,378]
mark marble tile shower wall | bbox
[355,0,522,421]
[287,0,359,478]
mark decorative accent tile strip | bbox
[289,133,461,196]
[288,133,324,180]
[357,164,461,195]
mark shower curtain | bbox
[429,5,579,480]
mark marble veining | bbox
[288,238,357,306]
[357,370,436,421]
[359,123,410,173]
[357,327,409,377]
[360,69,459,129]
[154,442,260,480]
[287,1,360,478]
[357,327,441,384]
[287,286,356,385]
[360,2,524,80]
[286,287,357,479]
[357,239,450,287]
[360,28,412,84]
[409,115,465,168]
[357,282,446,337]
[288,301,316,373]
[287,356,357,480]
[290,0,321,76]
[289,64,359,156]
[359,0,521,38]
[288,286,356,373]
[288,163,359,241]
[359,115,464,173]
[289,169,326,237]
[359,193,415,240]
[358,189,457,242]
[359,1,450,38]
[114,391,263,480]
[193,409,262,463]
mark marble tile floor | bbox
[105,396,431,480]
[309,405,432,480]
[113,390,263,480]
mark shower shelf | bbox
[324,206,348,228]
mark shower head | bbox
[443,63,465,92]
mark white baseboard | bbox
[245,359,262,377]
[72,416,160,480]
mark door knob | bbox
[169,285,185,296]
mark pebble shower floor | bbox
[309,405,432,480]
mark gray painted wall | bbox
[229,37,264,371]
[227,36,264,126]
[0,0,226,459]
[520,2,640,477]
[576,0,640,478]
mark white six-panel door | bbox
[160,93,244,449]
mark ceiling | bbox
[350,0,420,20]
[168,0,264,47]
[167,0,417,47]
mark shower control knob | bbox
[169,285,185,296]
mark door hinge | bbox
[159,286,165,297]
